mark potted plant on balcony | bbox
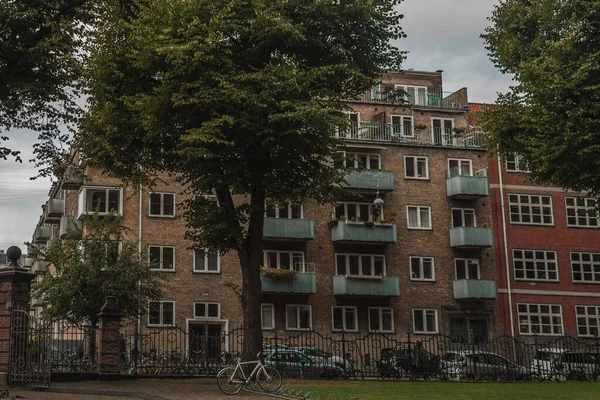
[260,267,296,280]
[327,215,345,228]
[381,211,397,224]
[414,123,427,131]
[453,127,466,134]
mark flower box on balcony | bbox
[260,267,296,280]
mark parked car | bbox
[377,347,441,379]
[265,348,344,379]
[458,351,530,381]
[290,346,352,370]
[552,350,599,381]
[530,347,563,379]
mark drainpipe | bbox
[137,182,143,334]
[497,155,515,337]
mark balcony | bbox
[333,123,485,149]
[446,173,489,200]
[333,275,400,297]
[348,89,467,109]
[59,215,82,237]
[261,272,317,294]
[342,170,395,192]
[32,260,48,273]
[33,226,51,244]
[453,279,497,300]
[330,221,397,244]
[263,218,315,240]
[61,165,84,190]
[42,198,65,224]
[449,227,493,249]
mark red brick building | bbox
[31,70,499,350]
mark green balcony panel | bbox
[263,218,315,240]
[446,176,489,199]
[332,275,400,297]
[449,227,492,249]
[343,170,395,191]
[261,273,317,294]
[331,221,397,244]
[453,279,497,300]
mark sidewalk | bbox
[9,379,271,400]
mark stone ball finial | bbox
[6,246,22,263]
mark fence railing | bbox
[348,89,467,109]
[117,326,600,381]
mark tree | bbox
[32,212,166,361]
[0,0,88,172]
[481,0,600,197]
[77,0,406,359]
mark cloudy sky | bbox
[0,0,513,255]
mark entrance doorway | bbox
[189,323,223,363]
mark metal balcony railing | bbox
[347,89,467,109]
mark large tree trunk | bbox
[238,184,265,361]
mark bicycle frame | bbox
[229,359,267,384]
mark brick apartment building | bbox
[30,70,499,348]
[487,148,600,340]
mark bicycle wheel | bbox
[256,366,282,393]
[217,367,243,395]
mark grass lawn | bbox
[285,380,600,400]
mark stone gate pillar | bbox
[97,296,123,375]
[0,246,35,385]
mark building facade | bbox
[31,70,499,348]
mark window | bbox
[431,118,453,146]
[346,152,381,170]
[508,194,554,225]
[570,252,600,283]
[517,303,563,335]
[410,256,435,281]
[413,309,438,333]
[513,249,558,281]
[334,202,376,222]
[450,316,489,344]
[369,307,394,332]
[78,187,122,218]
[455,259,480,280]
[149,193,175,217]
[506,154,529,173]
[286,305,312,330]
[395,85,427,106]
[265,204,302,219]
[261,304,275,330]
[391,115,413,136]
[335,254,385,276]
[451,208,476,228]
[193,249,220,273]
[341,112,360,138]
[194,302,220,319]
[263,251,305,271]
[149,246,175,271]
[407,206,431,229]
[332,306,358,332]
[448,158,472,177]
[148,301,174,326]
[371,84,381,100]
[575,306,600,337]
[404,156,429,179]
[565,197,599,228]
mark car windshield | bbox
[302,348,331,357]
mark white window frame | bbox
[404,156,429,180]
[371,84,381,101]
[263,251,305,272]
[454,258,480,280]
[565,197,599,228]
[77,186,123,218]
[193,248,220,274]
[412,309,438,334]
[575,305,600,337]
[148,245,175,271]
[149,192,176,217]
[447,158,473,177]
[395,84,428,106]
[506,154,530,173]
[335,253,386,276]
[345,152,382,170]
[570,252,600,284]
[334,202,378,222]
[332,306,358,332]
[512,249,559,282]
[431,118,454,145]
[517,303,564,336]
[451,207,476,228]
[368,307,394,333]
[391,115,414,137]
[148,301,175,327]
[409,256,435,281]
[508,194,554,226]
[285,304,312,331]
[261,303,275,330]
[406,205,432,230]
[265,203,303,219]
[193,302,221,319]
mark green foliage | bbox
[32,212,166,326]
[481,0,600,196]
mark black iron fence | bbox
[118,325,600,381]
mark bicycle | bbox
[217,352,282,395]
